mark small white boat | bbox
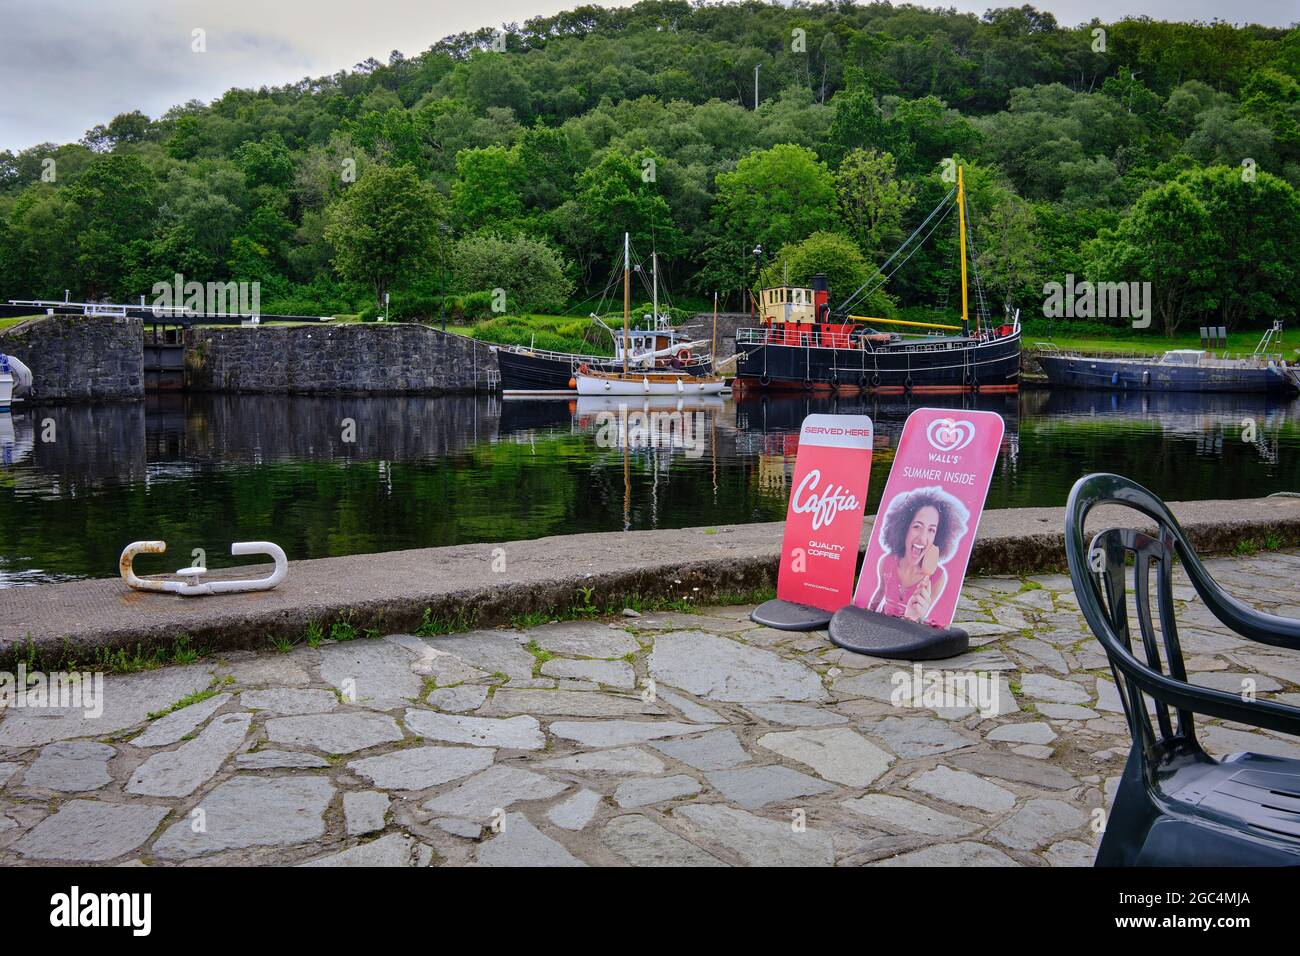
[578,233,726,397]
[0,353,33,411]
[575,366,726,396]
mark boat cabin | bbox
[1159,350,1207,366]
[757,275,859,348]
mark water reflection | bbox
[0,389,1295,586]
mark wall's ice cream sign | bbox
[776,415,874,612]
[850,409,1004,629]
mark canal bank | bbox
[1,495,1297,668]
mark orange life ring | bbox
[676,349,691,364]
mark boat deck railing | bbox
[1037,345,1290,367]
[495,342,713,368]
[736,326,1014,351]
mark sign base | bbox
[828,605,968,660]
[750,599,834,631]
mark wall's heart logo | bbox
[926,418,976,452]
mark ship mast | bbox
[623,232,630,375]
[957,165,971,338]
[651,249,658,329]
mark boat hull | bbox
[497,347,714,394]
[576,374,725,396]
[1037,355,1296,394]
[734,331,1020,393]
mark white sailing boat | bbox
[575,234,726,397]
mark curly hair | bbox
[877,486,970,563]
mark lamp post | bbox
[439,222,449,332]
[751,243,764,314]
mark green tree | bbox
[452,145,525,232]
[834,148,915,260]
[452,232,574,313]
[712,144,834,256]
[324,164,445,307]
[761,230,895,318]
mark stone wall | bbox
[0,315,143,402]
[690,312,753,363]
[184,323,499,395]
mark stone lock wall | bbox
[183,323,499,395]
[0,315,144,402]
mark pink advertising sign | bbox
[850,408,1005,629]
[776,414,874,612]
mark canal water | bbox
[1,390,1295,586]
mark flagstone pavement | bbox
[3,551,1300,867]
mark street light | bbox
[439,222,449,332]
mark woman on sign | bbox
[866,487,969,624]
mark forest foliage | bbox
[1,1,1298,334]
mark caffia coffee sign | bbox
[776,414,874,612]
[850,408,1004,629]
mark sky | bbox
[1,0,1295,152]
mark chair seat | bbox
[1110,748,1300,866]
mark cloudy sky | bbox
[1,0,1294,151]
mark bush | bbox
[452,232,574,314]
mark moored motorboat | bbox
[1036,324,1298,395]
[0,353,33,411]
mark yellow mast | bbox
[957,165,970,337]
[622,232,630,376]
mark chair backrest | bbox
[1065,474,1300,755]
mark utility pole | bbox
[754,64,760,109]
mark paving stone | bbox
[1225,650,1300,686]
[126,712,252,797]
[649,631,826,703]
[0,762,19,786]
[1020,673,1092,705]
[987,721,1058,745]
[540,658,635,688]
[614,774,702,808]
[1009,638,1069,674]
[1200,725,1300,762]
[414,631,536,681]
[0,665,212,747]
[841,794,979,838]
[875,841,1018,866]
[634,612,752,633]
[757,727,893,787]
[548,720,700,747]
[907,766,1016,813]
[347,746,494,791]
[131,693,231,748]
[602,814,727,866]
[655,687,727,724]
[224,655,312,687]
[649,729,750,770]
[344,790,390,836]
[427,685,490,712]
[950,752,1079,790]
[1044,839,1097,867]
[548,789,603,830]
[1037,703,1100,720]
[959,621,1023,638]
[833,666,1015,718]
[235,751,329,770]
[319,641,424,710]
[541,747,666,775]
[486,689,663,717]
[477,812,586,867]
[434,818,482,839]
[301,832,433,867]
[153,776,335,859]
[405,709,543,750]
[705,765,832,809]
[22,741,115,792]
[674,803,834,866]
[1189,672,1283,694]
[422,766,567,822]
[1013,744,1054,759]
[991,798,1087,850]
[862,716,974,757]
[239,688,338,715]
[745,702,848,727]
[265,712,403,755]
[14,800,169,862]
[525,621,640,658]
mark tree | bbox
[452,145,525,232]
[452,232,573,313]
[324,164,445,306]
[761,230,895,318]
[712,144,835,256]
[834,148,915,260]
